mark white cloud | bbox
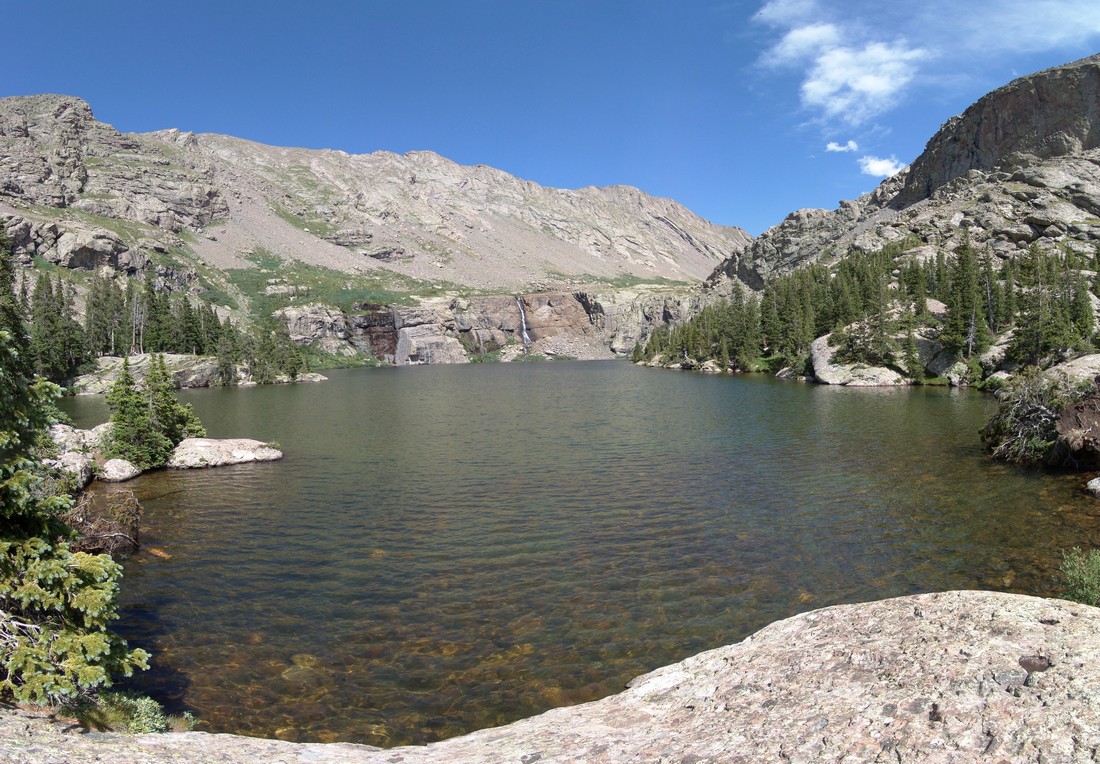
[802,41,927,124]
[752,0,1100,129]
[766,23,840,65]
[858,155,907,177]
[826,140,858,152]
[754,3,928,126]
[754,0,819,27]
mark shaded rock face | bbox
[709,53,1100,291]
[1056,393,1100,466]
[348,303,400,361]
[3,591,1099,763]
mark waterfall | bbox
[515,296,531,353]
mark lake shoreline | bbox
[4,590,1096,762]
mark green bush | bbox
[0,537,148,704]
[1059,547,1100,606]
[63,690,196,733]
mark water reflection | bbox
[61,363,1100,745]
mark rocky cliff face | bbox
[0,94,749,293]
[0,95,227,273]
[271,287,703,364]
[711,53,1100,290]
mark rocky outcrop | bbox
[71,354,230,394]
[46,424,283,481]
[266,287,704,365]
[3,591,1098,762]
[393,302,468,365]
[809,334,908,387]
[1047,353,1100,385]
[44,423,112,488]
[70,353,327,392]
[897,54,1100,207]
[709,53,1100,292]
[275,304,358,357]
[0,96,227,232]
[167,438,282,469]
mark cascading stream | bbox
[516,296,531,353]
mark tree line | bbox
[12,264,306,385]
[636,234,1098,380]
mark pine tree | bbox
[105,359,170,469]
[940,235,991,358]
[0,232,148,704]
[146,354,205,443]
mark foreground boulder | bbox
[167,438,283,469]
[2,591,1098,762]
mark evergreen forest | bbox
[635,234,1098,384]
[10,251,306,385]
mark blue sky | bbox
[5,1,1100,235]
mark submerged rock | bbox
[168,438,283,469]
[1087,477,1100,497]
[3,591,1099,762]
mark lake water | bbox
[61,361,1100,746]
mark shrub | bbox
[63,690,196,733]
[1059,547,1100,606]
[979,367,1091,465]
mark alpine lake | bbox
[60,361,1100,746]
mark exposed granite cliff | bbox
[268,287,703,364]
[3,591,1096,763]
[710,53,1100,291]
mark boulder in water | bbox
[98,459,141,482]
[167,438,283,469]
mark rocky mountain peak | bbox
[895,52,1100,207]
[709,53,1100,291]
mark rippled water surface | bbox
[62,362,1100,745]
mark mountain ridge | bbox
[0,93,750,295]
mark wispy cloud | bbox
[753,0,1100,127]
[755,1,927,125]
[826,140,859,152]
[858,155,906,177]
[926,0,1100,55]
[766,23,840,65]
